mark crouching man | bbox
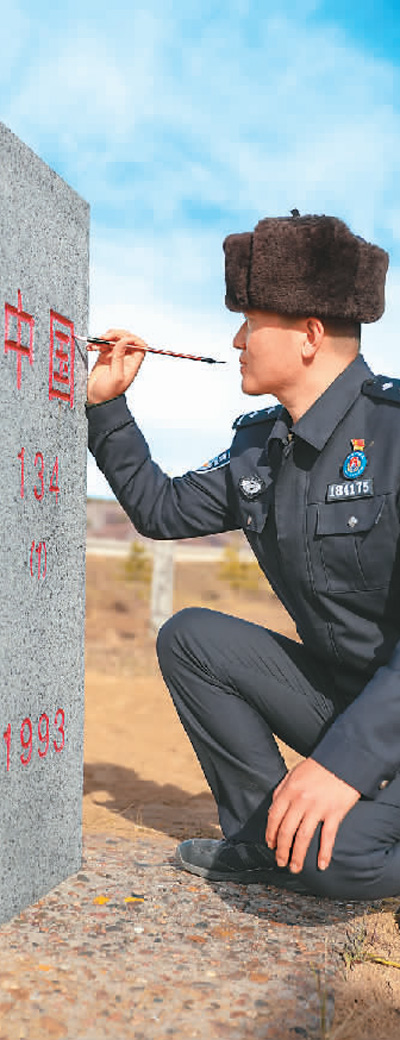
[87,212,400,900]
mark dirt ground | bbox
[84,549,400,1039]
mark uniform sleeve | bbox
[87,395,239,539]
[311,646,400,797]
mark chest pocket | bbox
[311,495,395,593]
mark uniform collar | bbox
[269,354,373,453]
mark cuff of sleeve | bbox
[86,394,132,434]
[311,738,384,799]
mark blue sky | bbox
[2,0,400,497]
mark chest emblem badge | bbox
[342,439,368,480]
[238,475,266,499]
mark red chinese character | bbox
[30,540,47,580]
[49,311,75,407]
[4,290,35,390]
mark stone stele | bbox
[0,122,89,923]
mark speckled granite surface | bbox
[0,120,88,921]
[0,832,369,1039]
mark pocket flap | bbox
[316,496,384,536]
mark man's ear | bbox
[301,317,325,359]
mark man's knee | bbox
[156,606,206,674]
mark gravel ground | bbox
[0,832,372,1040]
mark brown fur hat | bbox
[223,213,389,323]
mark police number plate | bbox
[326,479,374,502]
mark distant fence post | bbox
[149,542,175,633]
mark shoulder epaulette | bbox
[233,404,282,429]
[362,376,400,404]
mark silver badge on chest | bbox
[238,475,266,500]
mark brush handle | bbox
[85,337,225,364]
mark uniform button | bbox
[379,779,389,789]
[347,515,359,528]
[247,515,252,526]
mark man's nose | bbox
[233,322,246,350]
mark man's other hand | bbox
[87,328,147,405]
[266,758,360,874]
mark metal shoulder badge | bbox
[238,475,267,499]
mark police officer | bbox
[87,213,400,901]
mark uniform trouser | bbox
[156,607,400,901]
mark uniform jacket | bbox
[87,354,400,800]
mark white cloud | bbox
[5,4,400,246]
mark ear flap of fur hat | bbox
[223,214,389,323]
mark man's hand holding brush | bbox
[87,329,147,405]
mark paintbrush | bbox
[75,335,226,365]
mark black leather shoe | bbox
[175,838,310,892]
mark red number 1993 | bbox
[2,709,65,772]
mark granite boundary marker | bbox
[0,123,89,922]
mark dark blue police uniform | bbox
[87,352,400,899]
